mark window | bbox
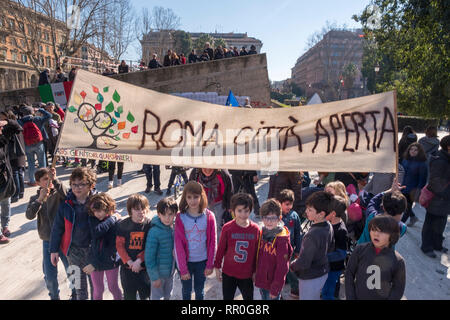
[39,45,43,52]
[10,37,17,47]
[82,46,88,52]
[0,35,6,44]
[0,49,6,61]
[11,51,17,62]
[0,19,4,28]
[27,25,32,36]
[21,39,26,47]
[8,19,15,30]
[44,33,49,41]
[18,22,24,32]
[21,54,27,63]
[46,56,51,67]
[46,46,49,53]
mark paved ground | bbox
[0,132,449,300]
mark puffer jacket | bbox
[145,215,175,281]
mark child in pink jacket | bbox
[174,181,217,300]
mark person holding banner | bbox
[108,161,124,189]
[421,135,450,258]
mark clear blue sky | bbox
[127,0,370,81]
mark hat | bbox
[347,203,362,222]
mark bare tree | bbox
[134,8,153,63]
[104,0,135,61]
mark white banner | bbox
[56,69,398,173]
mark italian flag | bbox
[38,81,73,110]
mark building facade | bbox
[140,31,263,64]
[291,29,366,102]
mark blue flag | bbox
[225,90,240,107]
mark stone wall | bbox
[0,53,271,109]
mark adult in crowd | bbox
[233,47,240,57]
[148,54,163,69]
[204,42,214,60]
[223,48,233,58]
[118,60,129,74]
[38,68,51,86]
[170,52,181,66]
[68,67,77,82]
[17,105,52,186]
[199,50,210,62]
[0,111,25,203]
[239,46,248,56]
[43,102,62,164]
[421,135,450,258]
[180,53,186,65]
[189,168,233,236]
[53,67,67,83]
[188,49,198,63]
[268,171,303,214]
[248,45,258,55]
[214,46,224,60]
[419,125,440,170]
[143,164,163,195]
[0,116,22,244]
[398,125,418,161]
[400,142,428,226]
[163,50,172,67]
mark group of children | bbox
[26,164,407,300]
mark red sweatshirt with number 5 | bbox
[214,220,261,279]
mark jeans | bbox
[42,240,73,300]
[167,167,188,189]
[321,270,342,300]
[25,141,47,184]
[66,246,90,300]
[151,275,174,300]
[12,167,25,199]
[298,273,328,300]
[0,198,11,235]
[181,260,207,300]
[143,164,161,189]
[259,288,281,300]
[401,190,416,223]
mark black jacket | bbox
[427,149,450,217]
[118,64,129,74]
[148,59,162,69]
[0,120,21,200]
[88,215,120,270]
[188,53,197,63]
[345,242,405,300]
[205,48,214,60]
[163,55,171,67]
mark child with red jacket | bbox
[255,199,293,300]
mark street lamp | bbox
[373,64,380,94]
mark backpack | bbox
[22,120,43,146]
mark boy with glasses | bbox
[50,167,97,300]
[254,199,293,300]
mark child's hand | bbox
[215,268,222,282]
[38,187,49,203]
[49,167,56,180]
[152,279,162,288]
[204,268,213,277]
[180,273,191,281]
[113,213,122,220]
[252,273,256,283]
[83,264,95,275]
[131,259,142,273]
[294,253,299,260]
[50,253,59,266]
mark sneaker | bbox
[0,235,10,244]
[145,187,152,193]
[19,193,24,199]
[436,247,448,253]
[108,182,113,190]
[154,188,163,196]
[407,216,419,227]
[2,227,11,237]
[11,197,19,203]
[117,179,122,187]
[290,289,299,299]
[423,251,437,258]
[166,188,172,196]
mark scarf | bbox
[198,170,221,205]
